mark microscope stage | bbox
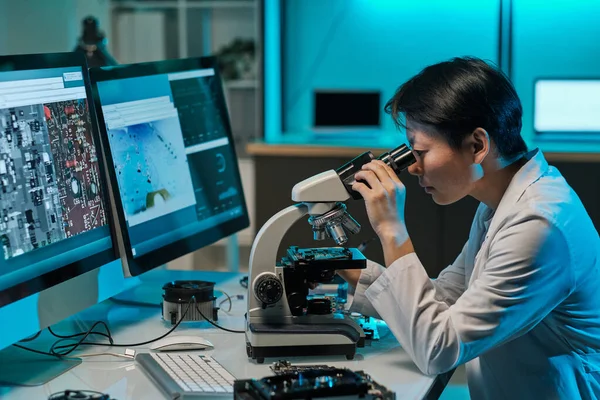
[279,246,367,271]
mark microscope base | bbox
[247,343,358,364]
[246,322,365,364]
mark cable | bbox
[239,276,248,289]
[13,321,114,358]
[49,321,115,357]
[217,290,232,312]
[48,299,194,355]
[48,322,113,342]
[24,294,242,357]
[193,298,245,334]
[12,343,62,358]
[14,323,113,359]
[76,349,136,360]
[76,352,133,360]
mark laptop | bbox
[312,90,382,138]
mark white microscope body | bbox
[245,169,366,363]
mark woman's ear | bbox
[470,128,490,164]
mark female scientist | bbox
[339,57,600,399]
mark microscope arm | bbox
[249,204,307,279]
[247,203,308,315]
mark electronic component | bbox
[279,246,366,284]
[270,360,336,375]
[234,361,395,399]
[349,313,380,341]
[287,246,354,263]
[162,280,218,324]
[48,390,112,400]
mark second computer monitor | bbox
[90,57,249,276]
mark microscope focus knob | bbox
[254,273,283,306]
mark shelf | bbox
[224,80,258,89]
[111,1,256,10]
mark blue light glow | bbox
[264,0,282,142]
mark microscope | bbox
[245,144,416,363]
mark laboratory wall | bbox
[512,0,600,144]
[280,0,600,148]
[283,0,500,137]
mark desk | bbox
[1,269,451,400]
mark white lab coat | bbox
[350,149,600,399]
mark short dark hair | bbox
[384,56,527,159]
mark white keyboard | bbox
[136,352,235,398]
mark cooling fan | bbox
[162,280,218,324]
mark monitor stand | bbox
[0,345,81,386]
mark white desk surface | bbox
[0,269,450,400]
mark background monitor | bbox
[534,78,600,136]
[0,52,118,349]
[313,90,381,130]
[90,56,250,277]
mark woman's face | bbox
[406,120,481,205]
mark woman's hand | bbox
[352,160,409,246]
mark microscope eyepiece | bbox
[379,144,417,173]
[306,145,416,246]
[336,144,416,200]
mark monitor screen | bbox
[90,57,249,276]
[0,53,116,307]
[534,79,600,134]
[314,90,381,129]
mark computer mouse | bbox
[150,335,214,352]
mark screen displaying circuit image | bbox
[0,72,107,261]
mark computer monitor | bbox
[90,56,250,277]
[534,78,600,137]
[0,53,118,352]
[313,90,381,131]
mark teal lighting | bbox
[264,0,282,142]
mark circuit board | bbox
[281,246,367,270]
[289,246,353,261]
[44,100,106,236]
[0,99,106,260]
[233,361,395,399]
